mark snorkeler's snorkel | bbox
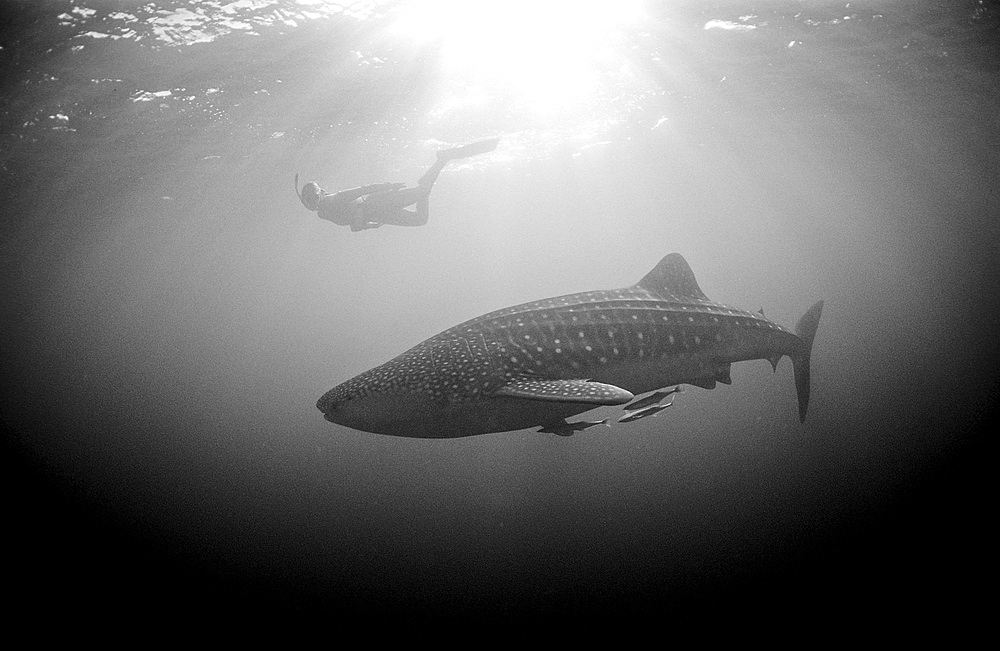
[294,173,308,208]
[294,173,325,211]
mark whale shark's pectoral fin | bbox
[495,379,634,405]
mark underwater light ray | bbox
[389,0,646,116]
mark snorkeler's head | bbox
[299,182,324,211]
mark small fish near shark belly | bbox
[622,386,682,411]
[618,401,673,423]
[317,253,824,438]
[538,418,611,437]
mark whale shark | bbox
[317,253,823,438]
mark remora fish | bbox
[317,253,823,438]
[618,402,672,423]
[538,418,611,437]
[623,386,682,411]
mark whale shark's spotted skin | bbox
[318,253,823,438]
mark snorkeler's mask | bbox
[294,173,325,211]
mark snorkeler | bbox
[295,138,499,232]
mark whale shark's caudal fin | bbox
[791,300,824,423]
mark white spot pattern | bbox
[318,254,801,415]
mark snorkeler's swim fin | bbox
[437,137,500,160]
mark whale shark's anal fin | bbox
[494,379,633,405]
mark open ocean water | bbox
[2,0,997,633]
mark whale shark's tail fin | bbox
[437,137,500,161]
[791,300,824,423]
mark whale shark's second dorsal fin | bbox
[633,253,710,302]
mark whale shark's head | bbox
[317,383,387,431]
[316,365,443,436]
[316,350,505,438]
[316,357,600,439]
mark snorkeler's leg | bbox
[417,157,449,188]
[418,138,499,186]
[415,193,429,224]
[359,186,429,223]
[377,208,427,227]
[435,137,500,161]
[362,186,427,209]
[390,185,430,207]
[360,188,428,226]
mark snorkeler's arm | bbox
[334,182,404,202]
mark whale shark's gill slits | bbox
[464,333,497,382]
[503,329,539,372]
[426,334,506,401]
[475,334,510,391]
[430,341,455,379]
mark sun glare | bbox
[390,0,644,115]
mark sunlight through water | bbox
[389,0,645,116]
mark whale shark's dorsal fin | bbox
[633,253,710,302]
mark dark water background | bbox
[2,0,997,630]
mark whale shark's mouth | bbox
[316,389,339,414]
